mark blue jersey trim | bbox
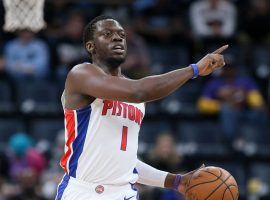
[55,174,70,200]
[69,106,91,177]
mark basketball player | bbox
[56,15,228,200]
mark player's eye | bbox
[103,31,112,37]
[119,32,126,38]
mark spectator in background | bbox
[0,52,12,83]
[134,0,191,71]
[242,0,270,90]
[0,52,5,77]
[135,0,187,44]
[147,133,181,172]
[189,0,237,40]
[8,168,46,200]
[7,133,33,180]
[0,151,9,180]
[0,180,5,200]
[44,0,74,41]
[4,30,49,79]
[7,132,46,180]
[41,130,65,199]
[0,51,17,107]
[0,151,9,200]
[56,12,88,79]
[243,0,270,44]
[3,133,47,200]
[133,0,156,12]
[44,1,100,42]
[121,22,151,79]
[197,63,267,145]
[102,3,131,22]
[139,133,185,200]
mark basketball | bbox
[185,166,239,200]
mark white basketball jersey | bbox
[60,98,145,185]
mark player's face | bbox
[93,19,127,66]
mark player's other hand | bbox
[196,45,229,76]
[178,164,205,194]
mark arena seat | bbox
[0,80,16,113]
[0,119,26,143]
[15,80,61,114]
[240,123,270,156]
[149,45,189,73]
[252,46,270,67]
[177,121,228,155]
[139,120,171,144]
[29,119,64,142]
[160,81,202,115]
[250,162,270,196]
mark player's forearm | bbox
[136,160,184,193]
[136,160,168,188]
[135,66,194,102]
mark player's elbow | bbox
[129,87,147,103]
[130,91,146,103]
[124,80,149,103]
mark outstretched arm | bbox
[68,45,228,103]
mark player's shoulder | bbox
[67,62,101,80]
[70,62,94,73]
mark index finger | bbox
[212,44,229,54]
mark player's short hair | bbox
[83,15,115,54]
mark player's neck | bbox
[93,59,121,76]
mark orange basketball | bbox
[185,166,239,200]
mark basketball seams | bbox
[185,171,222,194]
[185,168,238,200]
[185,177,221,195]
[187,169,197,188]
[205,175,231,200]
[222,187,229,200]
[204,170,229,200]
[226,185,238,200]
[201,169,222,179]
[203,168,238,200]
[226,184,238,187]
[221,185,238,200]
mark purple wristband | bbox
[173,174,182,191]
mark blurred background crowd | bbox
[0,0,269,199]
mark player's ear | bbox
[86,41,94,54]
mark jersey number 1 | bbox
[121,126,128,151]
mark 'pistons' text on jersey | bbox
[60,98,145,185]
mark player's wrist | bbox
[173,174,182,191]
[190,64,199,79]
[165,173,184,193]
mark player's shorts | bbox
[55,174,139,200]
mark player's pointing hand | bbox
[196,45,229,76]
